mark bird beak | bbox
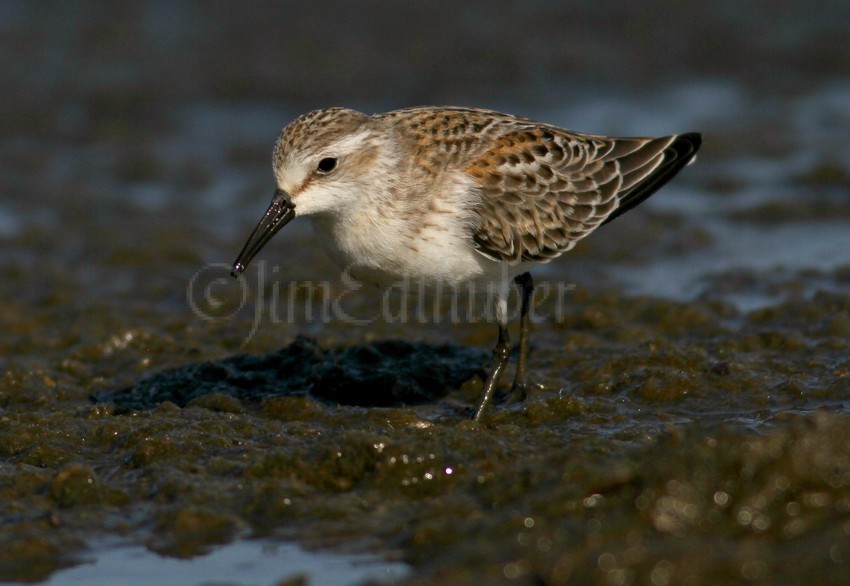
[231,189,296,277]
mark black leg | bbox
[510,271,534,400]
[473,322,512,421]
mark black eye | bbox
[316,157,337,174]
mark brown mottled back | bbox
[380,107,700,264]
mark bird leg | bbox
[506,271,534,402]
[473,321,512,421]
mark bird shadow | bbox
[92,336,488,412]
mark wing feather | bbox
[379,107,700,264]
[469,127,701,263]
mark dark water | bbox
[1,2,849,584]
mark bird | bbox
[230,106,701,420]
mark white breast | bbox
[308,171,523,289]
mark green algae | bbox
[49,464,104,508]
[1,279,849,583]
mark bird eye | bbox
[316,157,338,174]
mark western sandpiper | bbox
[231,106,701,420]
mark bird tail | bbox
[602,132,702,225]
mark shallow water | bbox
[1,2,849,584]
[43,539,408,586]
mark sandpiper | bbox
[231,107,701,420]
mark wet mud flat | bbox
[1,280,848,584]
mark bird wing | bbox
[467,127,701,264]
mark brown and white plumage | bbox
[381,107,700,264]
[232,106,701,420]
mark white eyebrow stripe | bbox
[321,129,372,156]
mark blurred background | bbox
[2,1,848,322]
[3,0,850,387]
[1,0,849,379]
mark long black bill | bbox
[231,189,295,277]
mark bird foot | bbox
[500,381,544,405]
